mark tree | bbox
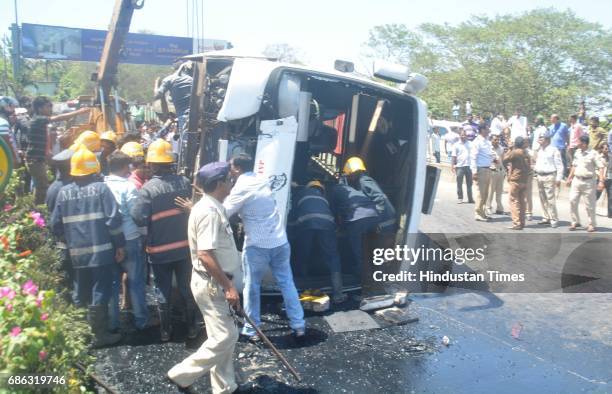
[363,9,612,121]
[263,43,305,64]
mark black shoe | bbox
[495,210,504,215]
[467,200,475,204]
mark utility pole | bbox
[9,0,21,82]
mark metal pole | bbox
[11,0,21,80]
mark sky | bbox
[2,0,611,70]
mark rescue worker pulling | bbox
[289,180,347,303]
[100,130,118,175]
[130,139,198,341]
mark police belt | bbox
[194,267,233,281]
[575,175,594,181]
[536,171,556,176]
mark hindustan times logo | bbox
[372,245,486,266]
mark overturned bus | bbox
[178,52,439,294]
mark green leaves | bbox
[363,8,612,120]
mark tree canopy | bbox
[364,8,612,121]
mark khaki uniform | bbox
[525,149,534,217]
[168,194,242,393]
[569,149,605,227]
[534,145,563,224]
[487,145,505,213]
[503,148,531,228]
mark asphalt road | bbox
[92,166,612,393]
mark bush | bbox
[0,170,93,393]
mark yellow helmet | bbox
[343,157,366,175]
[306,180,325,191]
[146,139,174,163]
[71,130,101,152]
[120,141,144,158]
[70,146,100,176]
[100,131,117,144]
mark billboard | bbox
[21,23,229,65]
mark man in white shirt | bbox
[470,124,495,221]
[465,98,472,116]
[430,128,441,163]
[451,130,473,203]
[443,127,460,160]
[534,132,563,227]
[508,110,528,143]
[531,116,548,152]
[223,154,305,340]
[486,134,506,215]
[490,114,506,137]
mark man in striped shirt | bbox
[224,154,305,340]
[27,96,90,204]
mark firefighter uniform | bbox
[130,139,196,341]
[569,148,605,228]
[329,180,379,272]
[289,181,345,302]
[356,174,397,233]
[168,162,241,393]
[50,146,124,347]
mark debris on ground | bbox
[299,290,330,312]
[324,310,380,332]
[511,322,523,340]
[359,294,395,311]
[442,335,450,346]
[374,306,419,325]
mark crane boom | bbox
[96,0,144,103]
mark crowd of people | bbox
[0,91,401,392]
[431,108,612,231]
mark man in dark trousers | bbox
[290,180,347,303]
[130,139,198,341]
[51,146,125,347]
[46,151,75,304]
[503,137,532,230]
[329,162,380,275]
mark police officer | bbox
[167,162,242,393]
[50,146,125,347]
[290,180,347,303]
[130,139,197,341]
[567,135,606,232]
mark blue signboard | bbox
[21,23,226,65]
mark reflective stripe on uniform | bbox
[109,227,123,236]
[69,242,114,257]
[296,213,335,224]
[151,208,183,222]
[62,212,105,224]
[297,195,329,206]
[146,240,189,254]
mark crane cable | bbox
[186,0,204,52]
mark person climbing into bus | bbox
[343,157,397,234]
[289,180,347,303]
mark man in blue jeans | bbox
[104,152,149,331]
[224,154,305,340]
